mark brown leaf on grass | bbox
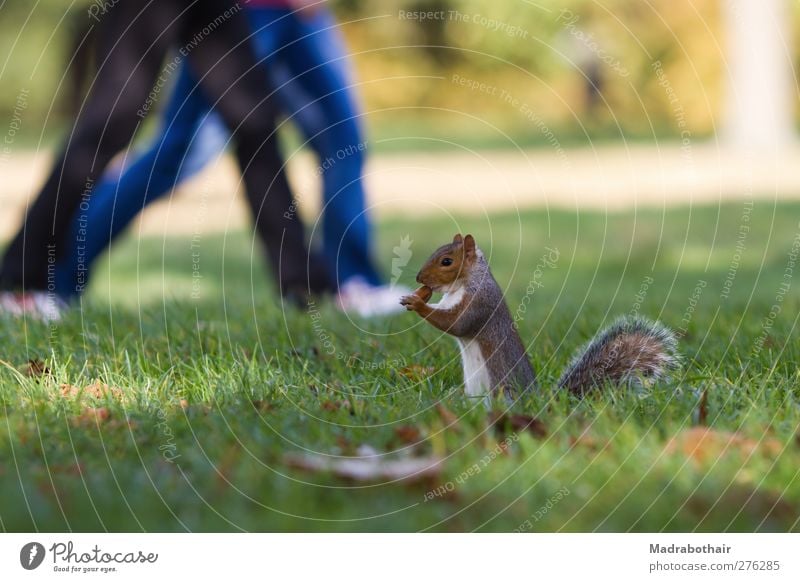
[434,404,463,436]
[60,382,123,402]
[393,425,423,445]
[60,384,80,399]
[285,451,443,483]
[697,389,709,425]
[436,404,459,427]
[25,359,50,378]
[397,364,436,380]
[321,400,350,412]
[71,407,111,428]
[87,382,123,400]
[665,427,784,465]
[489,412,548,439]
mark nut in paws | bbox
[400,294,425,311]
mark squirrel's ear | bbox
[452,233,463,245]
[463,234,476,256]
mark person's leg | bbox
[266,9,382,287]
[0,1,177,292]
[55,64,228,298]
[183,0,331,297]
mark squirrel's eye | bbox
[441,258,453,266]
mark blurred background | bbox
[0,0,798,278]
[2,1,799,141]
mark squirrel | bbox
[399,234,679,401]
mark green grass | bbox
[1,201,799,532]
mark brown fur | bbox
[557,317,679,396]
[414,233,474,291]
[401,234,536,398]
[402,234,680,401]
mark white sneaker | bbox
[336,277,411,317]
[0,291,67,323]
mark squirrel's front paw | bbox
[400,294,425,312]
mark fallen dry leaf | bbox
[697,389,709,425]
[435,404,459,429]
[321,400,350,412]
[393,425,423,445]
[397,365,437,380]
[25,359,50,378]
[60,384,80,399]
[665,427,784,465]
[489,412,548,439]
[285,451,443,483]
[88,382,123,400]
[60,382,123,402]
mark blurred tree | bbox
[408,0,456,65]
[723,0,796,149]
[0,0,796,146]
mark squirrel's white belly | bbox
[456,338,490,398]
[434,286,465,310]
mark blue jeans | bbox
[55,7,381,298]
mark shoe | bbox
[336,277,411,317]
[0,291,67,323]
[282,285,313,311]
[278,251,335,307]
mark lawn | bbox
[1,200,799,532]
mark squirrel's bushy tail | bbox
[558,316,679,396]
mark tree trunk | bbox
[723,0,796,150]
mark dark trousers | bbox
[0,0,328,296]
